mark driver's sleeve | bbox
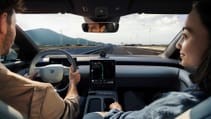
[40,84,80,119]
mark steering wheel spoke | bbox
[29,49,78,93]
[64,66,70,76]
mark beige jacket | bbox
[0,63,79,119]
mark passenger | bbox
[0,0,80,119]
[83,0,211,118]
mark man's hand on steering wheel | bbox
[24,71,38,80]
[69,66,80,86]
[29,49,80,92]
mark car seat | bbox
[176,97,211,119]
[0,100,24,119]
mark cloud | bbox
[16,13,187,45]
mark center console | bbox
[84,60,117,114]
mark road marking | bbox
[127,51,133,55]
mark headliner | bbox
[23,0,193,18]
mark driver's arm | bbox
[65,67,80,99]
[0,63,81,119]
[62,67,81,118]
[41,66,80,119]
[41,84,80,119]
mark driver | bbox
[0,0,80,119]
[84,17,106,32]
[88,22,106,32]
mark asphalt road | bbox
[111,45,163,55]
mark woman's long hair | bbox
[191,0,211,95]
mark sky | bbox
[16,13,187,45]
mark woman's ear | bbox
[0,13,8,34]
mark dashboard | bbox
[39,54,193,113]
[34,54,192,93]
[12,53,193,114]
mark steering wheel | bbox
[29,49,78,92]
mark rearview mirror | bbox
[82,22,119,33]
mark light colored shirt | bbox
[104,85,207,119]
[0,63,79,119]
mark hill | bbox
[25,28,97,46]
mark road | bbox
[111,45,163,55]
[65,45,164,55]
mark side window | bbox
[1,44,19,63]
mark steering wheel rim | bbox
[29,49,78,92]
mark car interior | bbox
[1,0,211,119]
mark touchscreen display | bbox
[90,60,115,89]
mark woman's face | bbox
[176,9,209,69]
